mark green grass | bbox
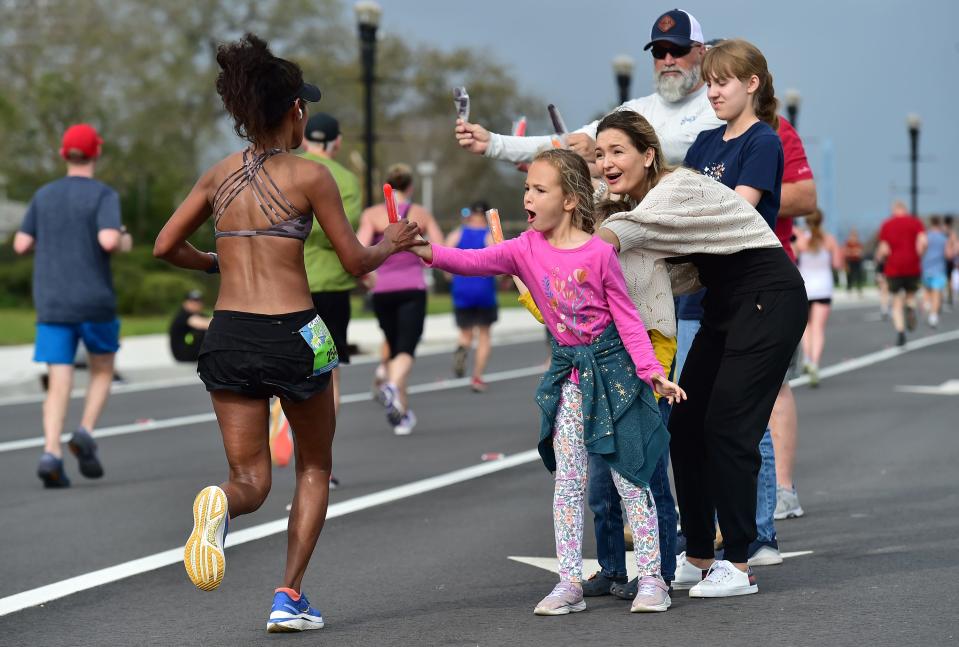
[0,294,523,346]
[0,309,172,346]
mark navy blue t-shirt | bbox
[677,121,784,320]
[20,177,122,323]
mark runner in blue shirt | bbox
[446,201,499,392]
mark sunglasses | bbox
[651,43,697,60]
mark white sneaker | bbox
[393,409,417,436]
[672,551,707,590]
[747,543,783,567]
[774,486,805,520]
[688,560,758,598]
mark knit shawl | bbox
[601,168,782,258]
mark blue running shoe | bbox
[37,452,71,488]
[68,427,104,478]
[267,589,325,633]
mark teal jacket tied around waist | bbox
[535,323,669,487]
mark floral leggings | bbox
[552,380,661,583]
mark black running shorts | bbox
[371,290,427,359]
[311,290,352,364]
[887,275,920,294]
[197,309,332,401]
[454,305,498,329]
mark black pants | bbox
[372,290,427,358]
[669,288,807,563]
[846,260,864,292]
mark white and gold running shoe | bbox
[184,485,229,591]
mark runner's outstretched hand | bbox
[455,118,491,155]
[383,221,426,254]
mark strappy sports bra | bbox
[212,148,313,241]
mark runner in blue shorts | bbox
[14,123,126,488]
[447,201,499,392]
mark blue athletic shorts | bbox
[34,319,121,365]
[922,273,947,291]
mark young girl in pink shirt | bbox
[409,149,685,615]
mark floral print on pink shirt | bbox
[541,266,598,341]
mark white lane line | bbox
[0,449,540,617]
[785,328,959,388]
[509,550,814,579]
[0,333,547,407]
[0,365,545,454]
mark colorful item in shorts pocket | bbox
[298,315,339,376]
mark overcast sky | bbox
[360,0,958,236]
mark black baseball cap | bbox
[643,9,705,50]
[305,113,340,143]
[294,82,322,103]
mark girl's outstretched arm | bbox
[424,236,521,278]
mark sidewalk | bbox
[0,288,880,399]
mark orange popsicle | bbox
[486,208,504,244]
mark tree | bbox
[0,0,544,242]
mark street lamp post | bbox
[415,161,437,215]
[612,55,635,106]
[784,88,801,130]
[907,113,921,215]
[355,1,382,207]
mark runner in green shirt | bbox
[301,113,361,488]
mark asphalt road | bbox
[0,303,957,646]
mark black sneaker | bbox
[68,428,104,479]
[452,346,468,379]
[897,331,907,347]
[581,571,626,597]
[906,306,917,331]
[37,452,71,488]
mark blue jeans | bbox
[676,317,777,547]
[675,318,702,382]
[588,397,677,582]
[756,428,778,544]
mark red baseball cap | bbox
[60,124,103,160]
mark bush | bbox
[120,272,204,315]
[0,244,217,315]
[0,256,34,307]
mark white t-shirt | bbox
[484,85,724,166]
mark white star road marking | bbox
[895,379,959,395]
